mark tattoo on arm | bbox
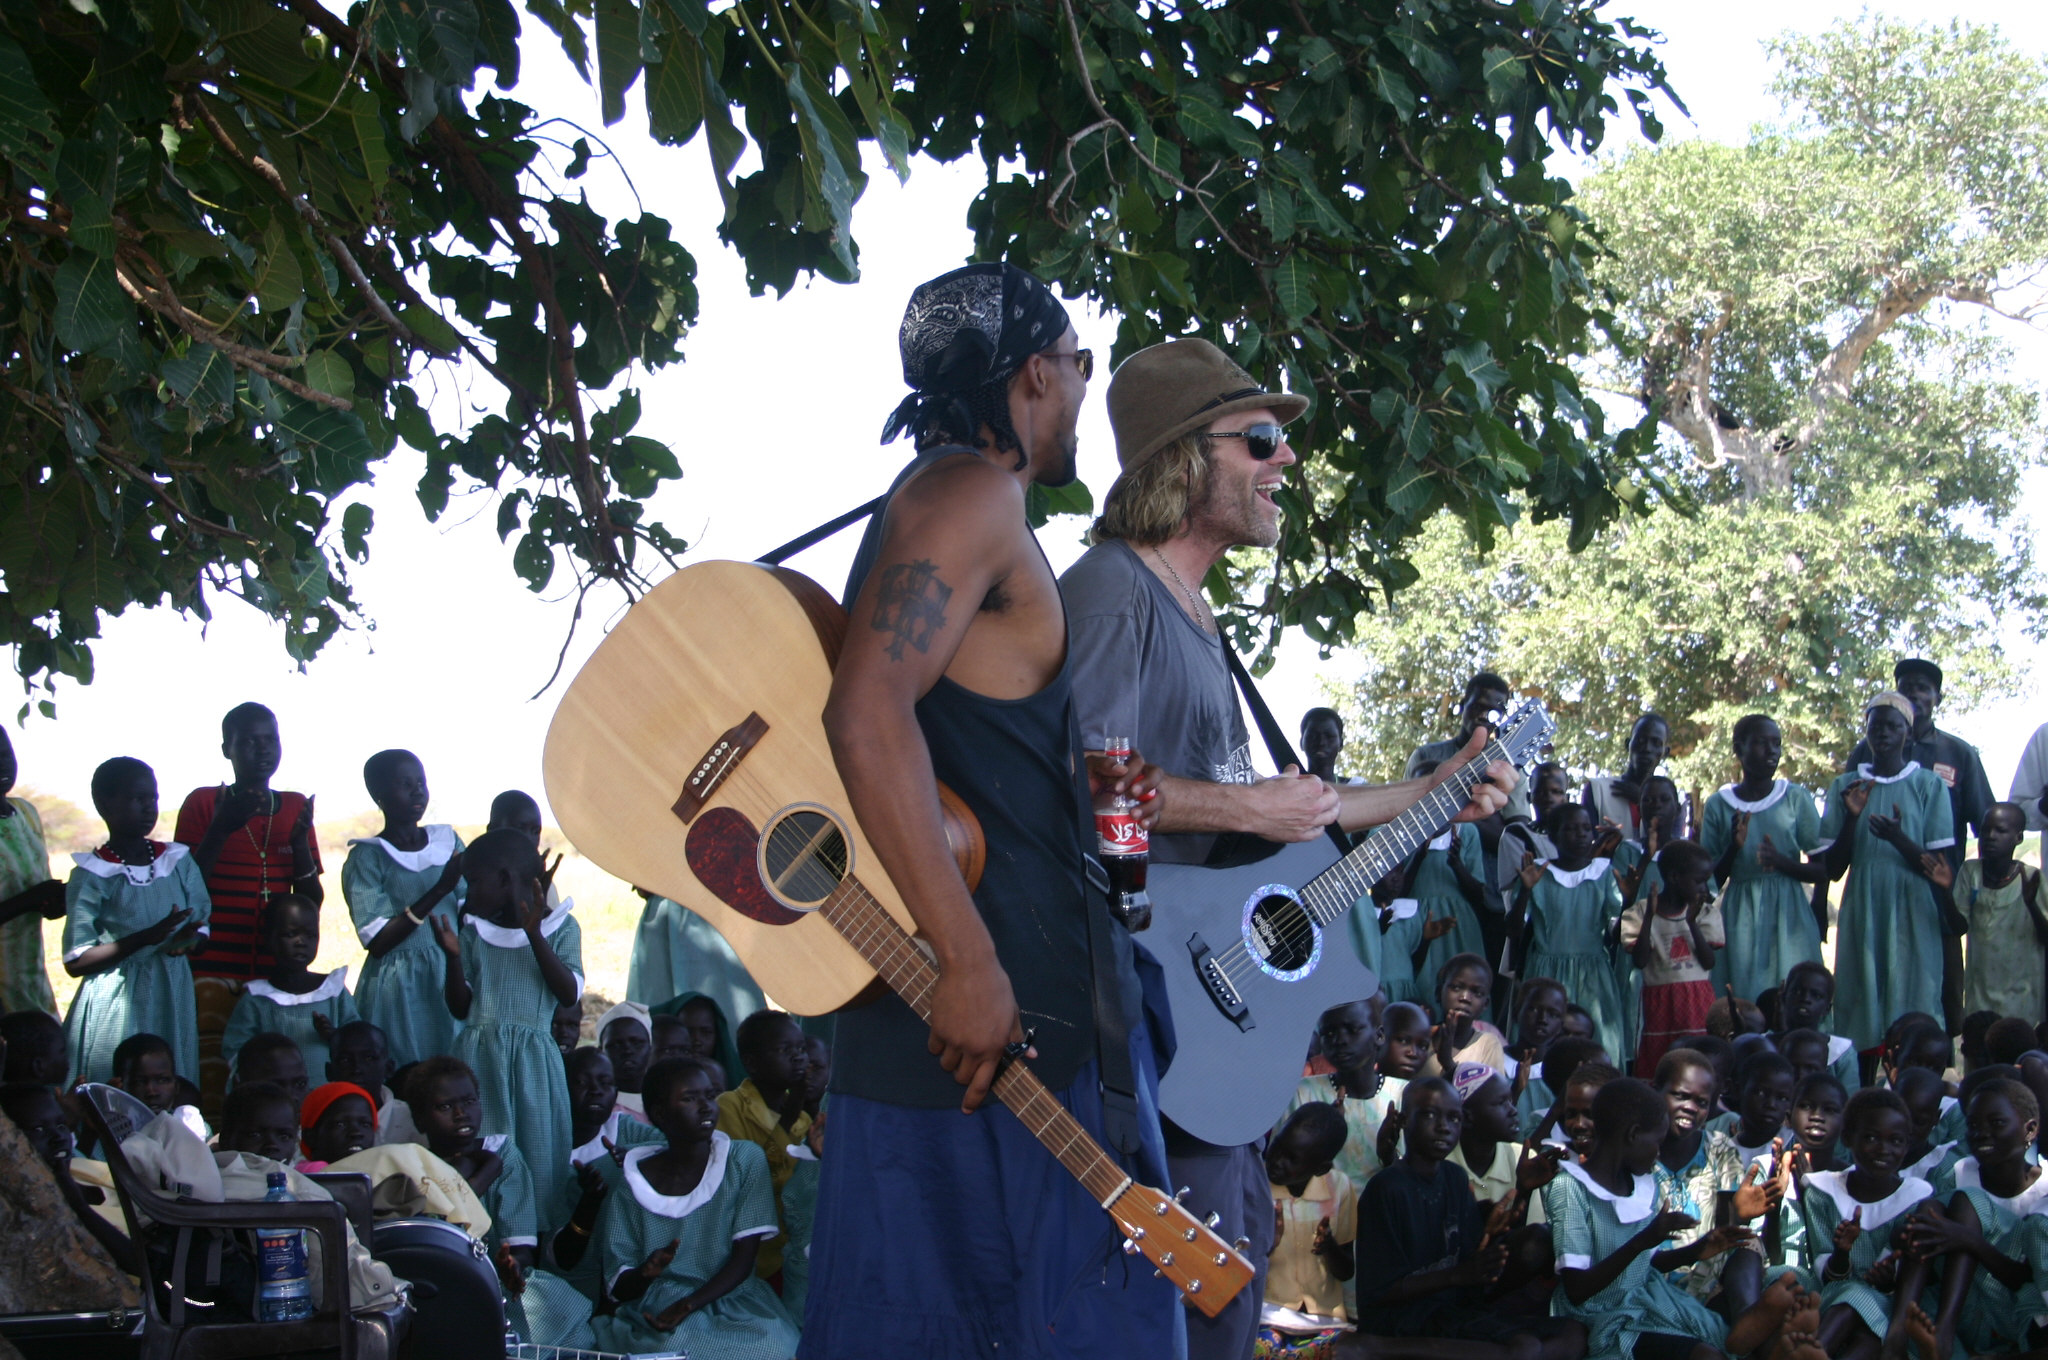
[870,559,954,661]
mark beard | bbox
[1191,461,1281,548]
[1041,427,1080,487]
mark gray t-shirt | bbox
[1060,539,1256,864]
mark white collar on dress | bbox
[1857,761,1923,786]
[1905,1141,1956,1180]
[1717,780,1789,814]
[1545,858,1612,889]
[482,1132,511,1154]
[348,825,457,872]
[570,1111,622,1166]
[1804,1169,1934,1228]
[1559,1159,1657,1223]
[245,968,350,1006]
[1828,1035,1855,1065]
[73,841,191,884]
[623,1134,730,1217]
[1385,897,1420,921]
[1950,1157,2048,1215]
[468,895,574,947]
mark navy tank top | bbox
[831,450,1103,1107]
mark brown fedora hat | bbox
[1106,338,1310,471]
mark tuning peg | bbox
[1204,1211,1220,1229]
[1159,1252,1175,1267]
[1129,1227,1146,1241]
[1187,1280,1203,1294]
[1182,1227,1198,1242]
[1213,1252,1228,1266]
[1154,1200,1169,1217]
[1122,1238,1139,1256]
[1232,1236,1251,1253]
[1174,1186,1190,1202]
[1152,1269,1162,1279]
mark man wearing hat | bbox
[808,264,1180,1356]
[1846,658,1994,874]
[1058,337,1518,1359]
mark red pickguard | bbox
[684,807,804,926]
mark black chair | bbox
[75,1083,407,1360]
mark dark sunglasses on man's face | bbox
[1045,348,1094,381]
[1208,423,1287,460]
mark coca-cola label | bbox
[1096,811,1148,856]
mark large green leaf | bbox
[0,36,53,168]
[54,251,128,353]
[595,0,642,126]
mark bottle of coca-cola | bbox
[1094,736,1152,931]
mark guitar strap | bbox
[1220,639,1353,857]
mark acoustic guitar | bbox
[543,559,1253,1315]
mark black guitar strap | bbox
[1221,638,1354,856]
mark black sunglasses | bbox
[1208,423,1287,460]
[1045,348,1094,381]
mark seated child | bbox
[1895,1066,1959,1183]
[1930,801,2044,1025]
[1803,1088,1939,1360]
[580,1056,800,1359]
[1263,1102,1357,1333]
[439,827,583,1221]
[1623,842,1723,1079]
[552,1046,664,1248]
[1448,1063,1553,1226]
[1549,1076,1807,1360]
[650,1013,693,1068]
[1788,1073,1847,1175]
[1984,1015,2037,1070]
[1704,996,1768,1040]
[1510,804,1629,1066]
[216,1079,302,1164]
[342,748,465,1068]
[598,1000,654,1121]
[221,893,360,1081]
[1354,1077,1582,1358]
[1507,977,1569,1123]
[1422,954,1508,1077]
[1383,1001,1433,1081]
[1283,997,1407,1192]
[1652,1047,1778,1316]
[781,1036,828,1316]
[1778,1030,1831,1090]
[1677,1035,1738,1121]
[653,991,745,1091]
[3,1008,83,1132]
[1893,1077,2048,1360]
[405,1054,543,1303]
[715,1009,813,1281]
[1774,962,1859,1093]
[1722,1051,1805,1281]
[299,1081,379,1171]
[552,1002,584,1059]
[0,1079,140,1273]
[111,1032,190,1124]
[1523,1036,1611,1146]
[1557,1062,1623,1160]
[234,1030,310,1108]
[326,1019,420,1146]
[63,757,210,1084]
[1960,1011,1999,1073]
[1561,1005,1597,1043]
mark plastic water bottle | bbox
[256,1171,315,1321]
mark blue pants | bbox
[1169,1140,1272,1360]
[799,1036,1184,1358]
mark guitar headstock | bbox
[1492,698,1556,773]
[1106,1180,1257,1318]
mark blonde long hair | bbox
[1090,432,1214,546]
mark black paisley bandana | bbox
[880,263,1071,444]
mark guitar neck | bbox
[818,880,1131,1206]
[1298,738,1509,929]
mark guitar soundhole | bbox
[761,807,852,908]
[1243,885,1321,982]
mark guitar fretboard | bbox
[818,878,1131,1206]
[1296,738,1510,928]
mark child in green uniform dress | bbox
[1803,1088,1939,1360]
[588,1056,800,1360]
[436,829,582,1222]
[0,729,65,1014]
[1508,979,1569,1129]
[1929,802,2045,1025]
[221,895,359,1081]
[64,758,211,1084]
[1820,695,1954,1050]
[1397,766,1491,986]
[1775,963,1861,1094]
[343,750,465,1067]
[1545,1077,1798,1360]
[1705,716,1830,1007]
[1653,1049,1784,1318]
[625,886,769,1025]
[1510,804,1628,1068]
[1892,1078,2047,1360]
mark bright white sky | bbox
[9,1,2048,826]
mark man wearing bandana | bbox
[806,264,1182,1357]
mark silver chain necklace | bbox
[1151,548,1214,630]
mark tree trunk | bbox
[0,1112,139,1314]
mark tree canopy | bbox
[1330,16,2048,794]
[0,0,1673,702]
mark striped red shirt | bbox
[174,787,322,981]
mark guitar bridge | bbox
[1186,933,1253,1032]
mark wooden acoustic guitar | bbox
[543,559,1254,1315]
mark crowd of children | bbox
[0,658,2043,1360]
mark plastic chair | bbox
[75,1083,406,1360]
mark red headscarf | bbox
[299,1081,379,1157]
